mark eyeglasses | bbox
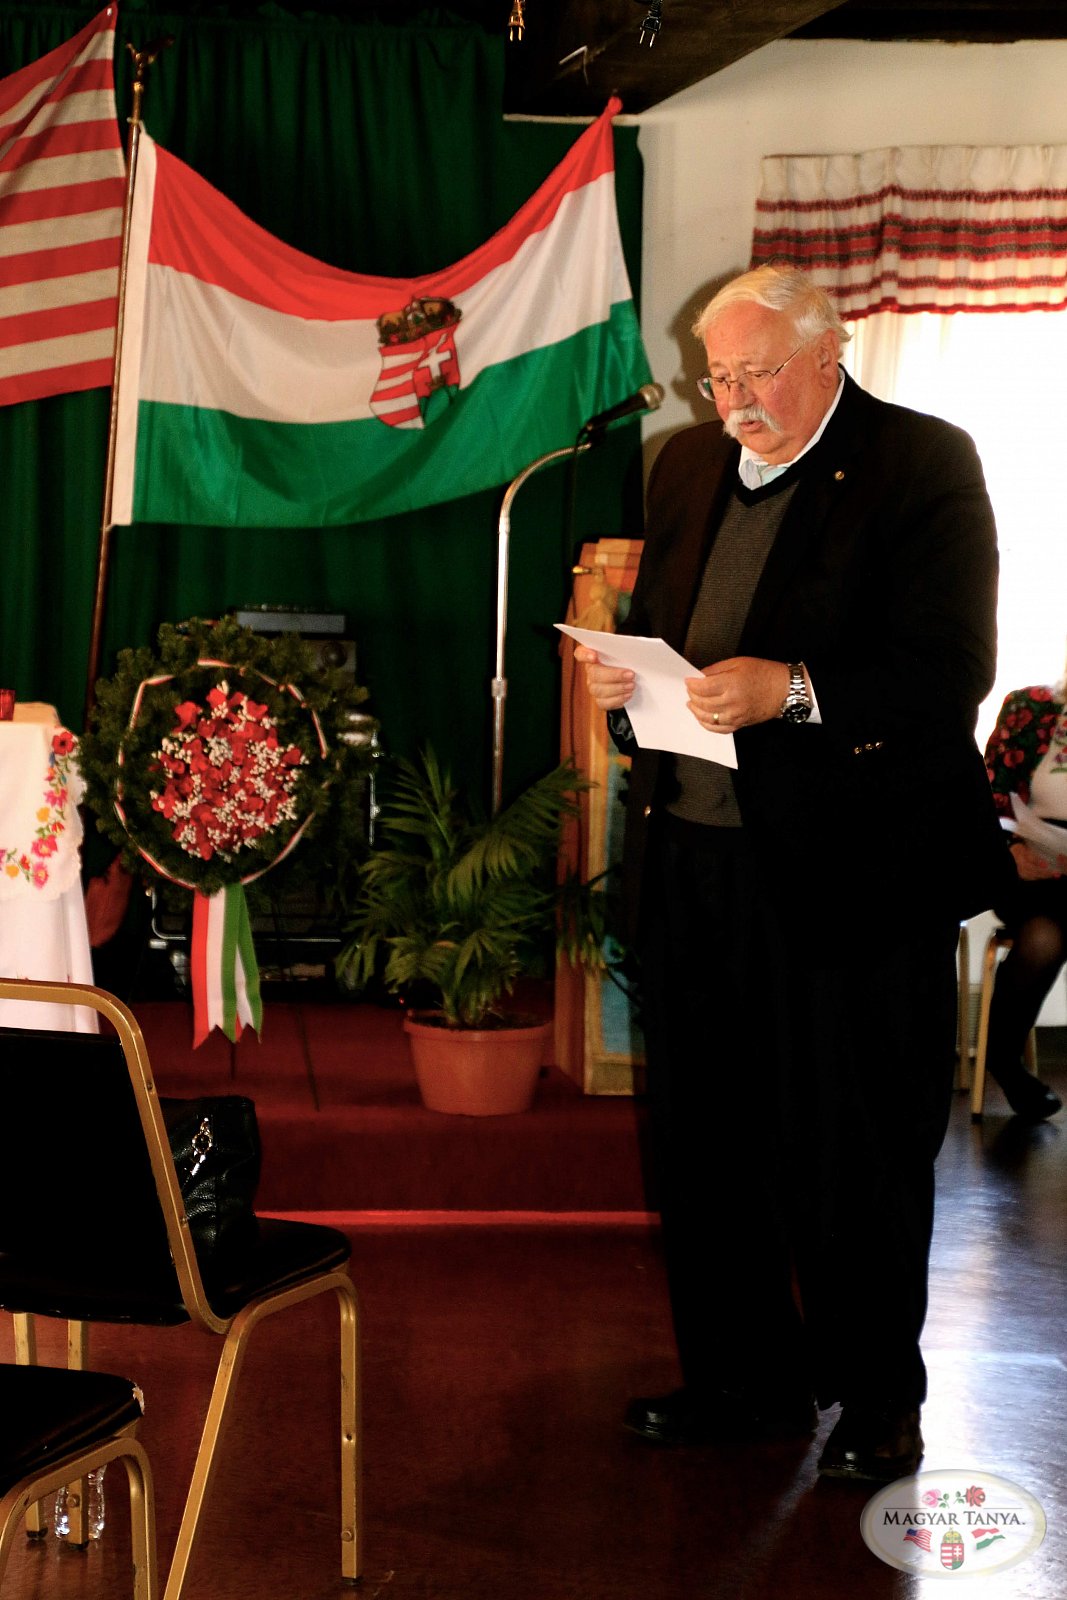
[697,343,806,402]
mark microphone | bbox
[578,382,665,441]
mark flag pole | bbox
[491,441,590,816]
[83,34,172,730]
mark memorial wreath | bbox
[82,617,373,1043]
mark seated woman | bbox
[983,681,1067,1121]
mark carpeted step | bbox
[132,999,651,1212]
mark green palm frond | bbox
[336,747,600,1027]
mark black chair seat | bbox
[200,1219,352,1317]
[0,1365,143,1487]
[0,981,362,1596]
[0,1222,351,1325]
[0,1254,189,1325]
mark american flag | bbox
[0,6,125,406]
[904,1527,933,1552]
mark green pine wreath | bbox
[82,617,374,899]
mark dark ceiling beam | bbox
[503,0,850,117]
[794,1,1067,42]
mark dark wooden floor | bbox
[1,1057,1064,1599]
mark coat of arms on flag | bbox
[371,295,463,429]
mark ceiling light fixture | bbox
[637,0,662,47]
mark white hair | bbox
[692,265,851,350]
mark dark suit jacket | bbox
[617,372,1012,937]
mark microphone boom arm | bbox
[491,441,591,816]
[490,381,660,815]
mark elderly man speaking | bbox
[576,264,1009,1483]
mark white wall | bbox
[633,38,1067,458]
[630,39,1067,1023]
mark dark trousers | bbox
[637,814,959,1412]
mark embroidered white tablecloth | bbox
[0,703,98,1031]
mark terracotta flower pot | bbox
[402,1014,552,1116]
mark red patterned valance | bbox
[752,146,1067,319]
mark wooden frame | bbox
[555,538,646,1094]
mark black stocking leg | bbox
[987,913,1065,1119]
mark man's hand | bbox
[573,643,635,712]
[685,656,791,732]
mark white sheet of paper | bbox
[1009,794,1067,864]
[556,623,737,768]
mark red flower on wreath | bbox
[149,681,307,863]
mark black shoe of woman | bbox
[989,1061,1063,1122]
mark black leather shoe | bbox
[818,1405,923,1483]
[624,1387,817,1445]
[990,1064,1062,1122]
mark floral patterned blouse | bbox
[984,686,1067,820]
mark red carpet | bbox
[133,997,652,1214]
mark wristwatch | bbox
[779,662,812,724]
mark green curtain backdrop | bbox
[0,1,645,807]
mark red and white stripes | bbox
[752,145,1067,318]
[0,6,125,404]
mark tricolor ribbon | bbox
[190,885,264,1047]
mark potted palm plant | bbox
[335,749,603,1115]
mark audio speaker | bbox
[233,605,346,636]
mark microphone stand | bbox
[491,440,591,816]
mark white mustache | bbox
[722,402,780,439]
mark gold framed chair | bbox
[0,977,361,1600]
[956,921,972,1091]
[970,927,1038,1120]
[0,1363,155,1598]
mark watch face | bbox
[782,700,811,724]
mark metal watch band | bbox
[786,662,806,702]
[780,661,811,721]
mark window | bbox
[845,312,1067,746]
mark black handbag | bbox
[161,1095,262,1264]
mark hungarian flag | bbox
[0,7,126,406]
[111,97,651,528]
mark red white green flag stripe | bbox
[0,6,125,406]
[112,97,650,527]
[190,886,263,1047]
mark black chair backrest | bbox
[0,1027,186,1324]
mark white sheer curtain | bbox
[752,141,1067,747]
[848,310,1067,1025]
[844,310,1067,753]
[755,143,1067,1018]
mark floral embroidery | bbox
[1,730,77,888]
[1047,712,1067,775]
[984,688,1064,817]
